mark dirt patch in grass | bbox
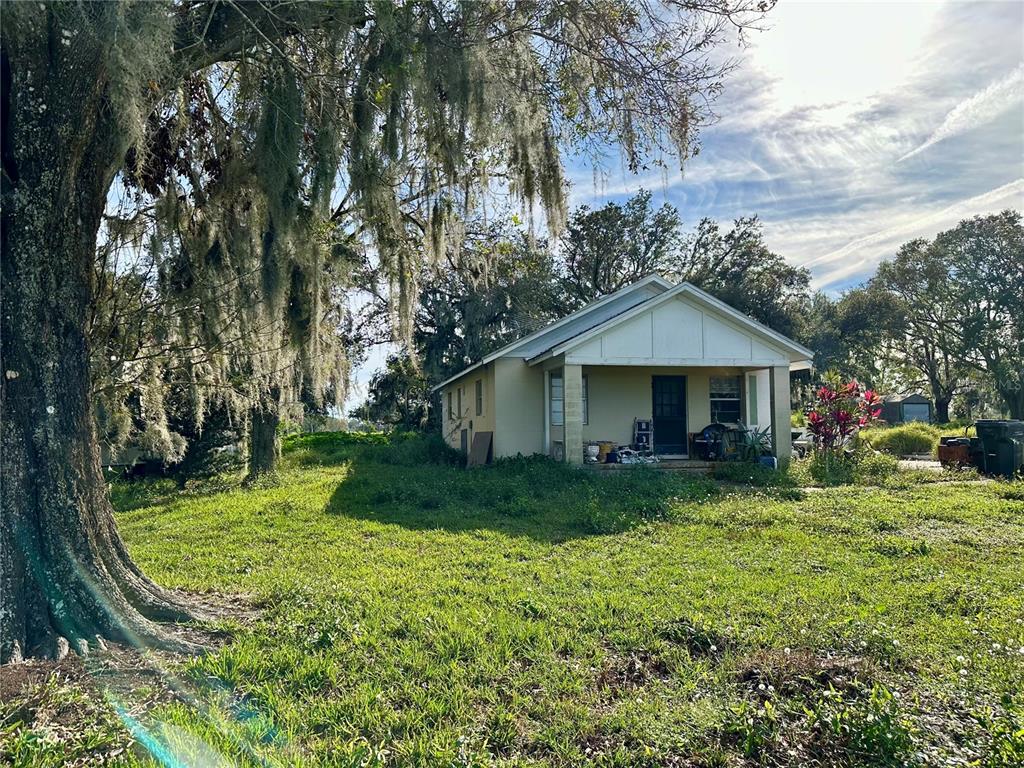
[0,639,224,767]
[0,655,135,767]
[656,618,734,659]
[597,646,671,692]
[735,648,876,699]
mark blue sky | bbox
[567,0,1024,292]
[348,0,1024,407]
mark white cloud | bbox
[745,1,941,115]
[797,178,1024,289]
[899,64,1024,161]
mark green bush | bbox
[860,423,941,456]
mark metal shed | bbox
[880,393,932,424]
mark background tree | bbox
[939,211,1024,418]
[558,195,810,336]
[672,216,810,337]
[559,189,682,307]
[1,0,768,662]
[801,287,902,384]
[355,354,432,431]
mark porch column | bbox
[769,365,792,468]
[563,363,584,465]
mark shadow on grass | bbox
[298,432,724,542]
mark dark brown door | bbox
[652,376,687,455]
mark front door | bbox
[652,375,687,455]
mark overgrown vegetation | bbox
[860,422,976,458]
[4,432,1022,766]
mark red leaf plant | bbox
[805,377,882,455]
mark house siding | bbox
[580,366,741,449]
[441,364,496,453]
[492,357,545,458]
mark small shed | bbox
[880,393,932,424]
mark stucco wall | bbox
[440,364,495,452]
[745,368,772,431]
[579,366,749,448]
[492,357,545,458]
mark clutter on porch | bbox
[584,418,776,467]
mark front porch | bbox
[585,457,716,475]
[540,360,793,467]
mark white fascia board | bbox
[564,356,793,368]
[429,274,673,392]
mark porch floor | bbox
[585,459,714,474]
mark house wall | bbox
[440,364,496,453]
[746,368,772,431]
[492,357,545,458]
[579,366,754,449]
[563,292,792,368]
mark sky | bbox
[348,0,1024,407]
[568,0,1024,292]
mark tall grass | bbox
[860,422,975,457]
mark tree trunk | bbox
[247,401,281,478]
[1,29,198,662]
[934,396,951,424]
[999,386,1024,421]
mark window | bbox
[747,374,758,425]
[550,372,564,426]
[447,391,453,421]
[457,386,462,418]
[475,379,483,416]
[582,375,589,425]
[710,376,741,423]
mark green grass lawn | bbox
[4,433,1023,767]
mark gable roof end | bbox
[429,275,672,392]
[527,281,814,365]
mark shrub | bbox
[861,423,940,456]
[804,375,882,454]
[806,452,855,486]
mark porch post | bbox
[563,363,584,465]
[769,365,792,468]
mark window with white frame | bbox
[549,372,587,426]
[550,372,564,426]
[710,376,742,423]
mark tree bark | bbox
[247,400,281,478]
[934,396,951,424]
[999,386,1024,421]
[1,21,198,663]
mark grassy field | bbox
[3,433,1023,767]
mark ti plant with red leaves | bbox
[805,375,883,455]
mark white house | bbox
[432,276,813,466]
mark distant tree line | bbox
[357,195,1023,426]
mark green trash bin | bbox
[975,420,1024,477]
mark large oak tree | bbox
[1,1,769,662]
